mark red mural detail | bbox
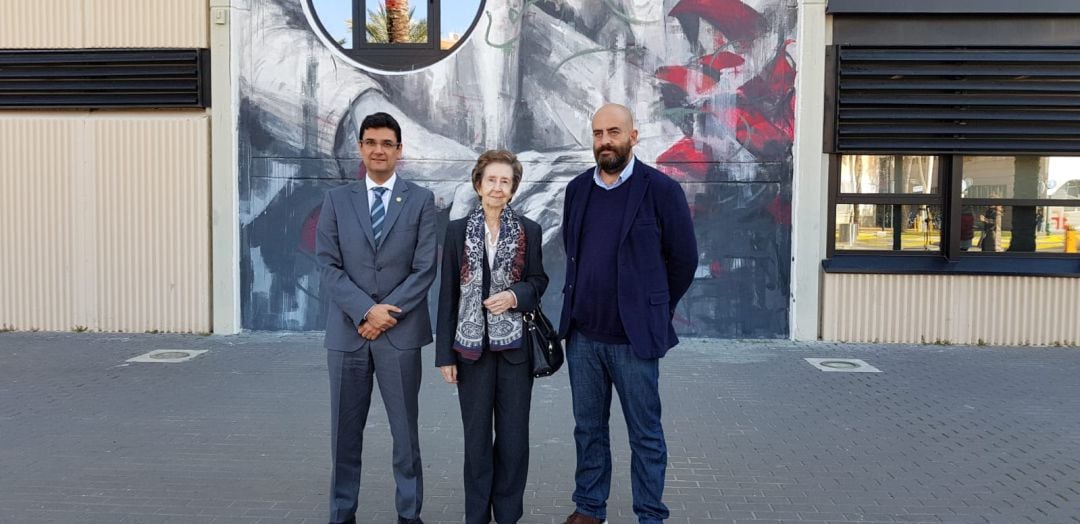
[699,51,745,73]
[731,107,790,157]
[656,65,718,95]
[299,205,321,254]
[709,260,723,278]
[669,0,766,44]
[657,137,712,181]
[767,195,792,226]
[738,40,797,106]
[729,42,797,157]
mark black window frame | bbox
[351,0,438,51]
[828,154,950,258]
[305,0,484,72]
[828,154,1080,263]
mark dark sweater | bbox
[571,181,631,344]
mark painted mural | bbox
[237,0,797,337]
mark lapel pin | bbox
[395,196,403,203]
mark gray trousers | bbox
[327,346,423,523]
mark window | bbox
[830,154,1080,259]
[824,45,1080,272]
[832,155,944,253]
[304,0,485,72]
[960,156,1080,254]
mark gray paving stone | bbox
[1,333,1079,523]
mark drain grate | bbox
[804,358,881,373]
[126,349,207,363]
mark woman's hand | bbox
[483,291,517,315]
[439,365,458,384]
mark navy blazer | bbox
[558,159,698,359]
[435,213,549,367]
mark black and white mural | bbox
[238,0,798,337]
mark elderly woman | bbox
[436,150,549,524]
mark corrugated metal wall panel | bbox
[0,112,210,333]
[85,0,209,48]
[0,1,83,48]
[0,118,78,331]
[93,116,210,332]
[823,273,1080,345]
[0,0,206,49]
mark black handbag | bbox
[523,309,563,378]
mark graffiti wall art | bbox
[237,0,797,337]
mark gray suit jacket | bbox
[316,178,437,352]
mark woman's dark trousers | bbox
[457,349,533,524]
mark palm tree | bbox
[386,0,411,43]
[365,2,427,43]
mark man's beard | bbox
[594,144,630,173]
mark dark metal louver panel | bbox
[0,49,210,109]
[834,47,1080,154]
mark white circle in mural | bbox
[303,0,486,74]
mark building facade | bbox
[2,0,1077,344]
[795,0,1080,345]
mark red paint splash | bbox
[709,260,724,278]
[656,65,717,95]
[729,107,792,157]
[669,0,766,45]
[699,51,745,73]
[767,195,791,225]
[738,40,796,103]
[657,137,712,181]
[299,205,321,254]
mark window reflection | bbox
[966,205,1080,253]
[962,156,1080,200]
[835,204,942,251]
[840,155,939,195]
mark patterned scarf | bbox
[453,204,527,361]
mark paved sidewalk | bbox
[1,332,1078,524]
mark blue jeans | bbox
[567,332,668,524]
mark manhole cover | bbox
[126,349,207,363]
[804,358,881,373]
[820,360,859,369]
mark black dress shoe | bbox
[398,517,423,524]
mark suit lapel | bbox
[350,183,377,250]
[618,162,650,243]
[378,178,409,249]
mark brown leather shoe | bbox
[563,511,602,524]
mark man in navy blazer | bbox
[558,104,698,524]
[317,112,437,524]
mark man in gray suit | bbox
[317,112,437,524]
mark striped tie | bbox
[370,186,389,246]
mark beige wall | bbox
[0,0,208,48]
[0,112,211,333]
[822,273,1080,345]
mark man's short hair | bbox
[471,149,524,194]
[358,112,402,144]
